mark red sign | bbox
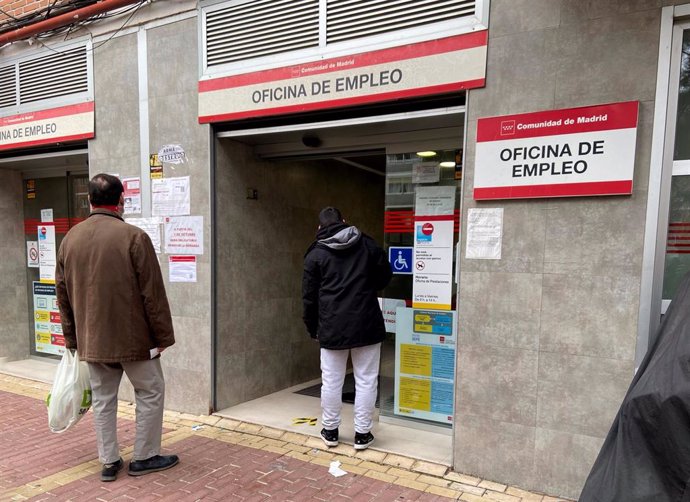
[50,312,61,323]
[421,223,434,235]
[474,101,639,200]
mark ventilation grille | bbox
[0,65,16,108]
[327,0,475,43]
[206,0,320,67]
[18,46,88,105]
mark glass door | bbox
[24,172,88,358]
[662,26,690,313]
[380,148,461,428]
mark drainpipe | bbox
[0,0,141,45]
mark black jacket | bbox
[302,223,392,350]
[579,271,690,501]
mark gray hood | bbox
[318,225,361,250]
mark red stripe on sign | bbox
[170,256,195,262]
[414,214,455,221]
[199,32,487,93]
[199,80,484,123]
[476,101,639,142]
[1,102,94,126]
[0,132,94,151]
[473,180,633,200]
[384,210,460,233]
[24,217,85,235]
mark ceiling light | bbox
[439,161,456,168]
[416,151,437,157]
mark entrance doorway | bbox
[0,148,90,360]
[212,108,463,461]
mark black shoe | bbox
[320,428,339,447]
[128,454,179,476]
[354,432,374,450]
[101,457,124,482]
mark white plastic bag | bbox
[46,350,92,433]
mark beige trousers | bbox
[88,358,165,464]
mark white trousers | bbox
[320,343,381,434]
[88,358,166,464]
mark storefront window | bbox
[674,29,690,161]
[663,176,690,298]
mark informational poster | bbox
[126,217,162,253]
[474,101,639,200]
[394,307,456,424]
[412,186,456,310]
[40,208,53,222]
[33,282,66,356]
[164,216,203,255]
[411,162,440,184]
[466,208,503,260]
[38,224,56,284]
[169,255,197,283]
[122,177,142,215]
[27,241,39,268]
[152,176,190,216]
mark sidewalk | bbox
[0,373,572,502]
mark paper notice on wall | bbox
[40,208,53,222]
[38,224,56,283]
[152,176,190,216]
[465,208,503,260]
[411,162,440,184]
[126,217,162,253]
[169,255,197,282]
[122,177,142,215]
[164,216,203,255]
[415,186,456,216]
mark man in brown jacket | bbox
[56,173,178,482]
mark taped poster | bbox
[152,176,190,216]
[465,208,503,260]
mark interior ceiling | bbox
[225,113,463,175]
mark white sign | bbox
[122,177,142,215]
[379,297,406,333]
[38,224,56,283]
[199,32,487,123]
[474,101,639,200]
[169,255,197,282]
[27,241,39,268]
[126,217,162,253]
[158,144,187,164]
[165,216,203,255]
[152,176,190,216]
[0,102,94,152]
[413,187,456,310]
[466,208,503,260]
[415,186,456,216]
[40,208,53,222]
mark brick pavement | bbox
[0,374,572,502]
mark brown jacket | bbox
[55,209,175,363]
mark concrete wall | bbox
[214,140,384,410]
[0,169,29,360]
[455,1,664,498]
[90,17,212,414]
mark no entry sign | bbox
[473,101,639,200]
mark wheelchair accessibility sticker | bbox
[389,246,413,275]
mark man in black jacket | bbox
[302,207,392,450]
